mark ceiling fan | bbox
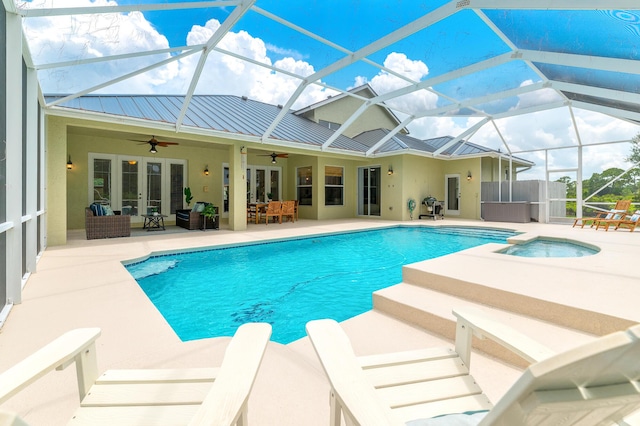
[258,152,289,163]
[130,136,179,153]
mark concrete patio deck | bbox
[0,218,639,425]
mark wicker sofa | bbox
[85,207,131,239]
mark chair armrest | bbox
[453,309,555,368]
[305,319,399,426]
[188,323,272,426]
[0,328,101,404]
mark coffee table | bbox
[142,214,167,231]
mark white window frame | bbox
[324,165,344,206]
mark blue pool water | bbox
[126,226,515,343]
[500,238,599,258]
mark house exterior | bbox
[45,84,532,245]
[45,85,531,245]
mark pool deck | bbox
[1,218,639,425]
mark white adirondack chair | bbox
[0,322,271,425]
[306,309,640,426]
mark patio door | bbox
[358,166,380,216]
[445,174,460,215]
[89,153,186,222]
[120,157,143,217]
[246,165,281,203]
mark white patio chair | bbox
[0,322,271,425]
[306,309,640,425]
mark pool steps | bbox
[373,267,600,368]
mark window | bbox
[297,166,312,206]
[325,165,343,206]
[170,163,184,213]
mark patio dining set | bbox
[247,200,298,224]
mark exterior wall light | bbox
[467,171,472,181]
[388,165,393,175]
[67,155,73,170]
[204,166,209,176]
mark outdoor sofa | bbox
[85,206,131,239]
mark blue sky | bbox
[20,0,640,179]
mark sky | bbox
[19,0,640,181]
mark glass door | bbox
[246,166,281,203]
[445,174,460,215]
[144,159,163,215]
[358,166,381,216]
[120,158,142,218]
[91,157,114,205]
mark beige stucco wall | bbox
[300,90,400,137]
[66,129,229,230]
[400,155,445,220]
[482,157,520,182]
[46,116,69,246]
[443,158,482,220]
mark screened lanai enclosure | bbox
[2,1,640,318]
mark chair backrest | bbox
[614,199,632,212]
[281,200,295,215]
[482,325,640,425]
[266,201,281,213]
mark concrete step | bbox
[400,259,632,336]
[373,282,595,367]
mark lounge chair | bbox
[0,323,271,425]
[572,199,631,228]
[264,201,282,224]
[306,309,640,426]
[281,200,295,222]
[596,210,640,232]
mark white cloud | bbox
[23,2,640,182]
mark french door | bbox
[358,166,381,216]
[89,153,186,222]
[445,174,460,215]
[246,165,281,203]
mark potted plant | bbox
[184,187,193,207]
[201,204,218,231]
[266,192,273,202]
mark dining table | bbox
[248,202,268,224]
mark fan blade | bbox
[258,152,288,157]
[156,142,179,147]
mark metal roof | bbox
[353,129,533,165]
[45,94,371,153]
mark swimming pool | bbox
[126,226,516,343]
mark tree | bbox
[556,176,576,198]
[625,133,640,201]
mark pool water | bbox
[126,226,515,343]
[500,238,599,257]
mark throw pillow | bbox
[103,205,115,216]
[90,203,105,216]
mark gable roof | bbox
[294,84,407,133]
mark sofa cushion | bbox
[89,203,105,216]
